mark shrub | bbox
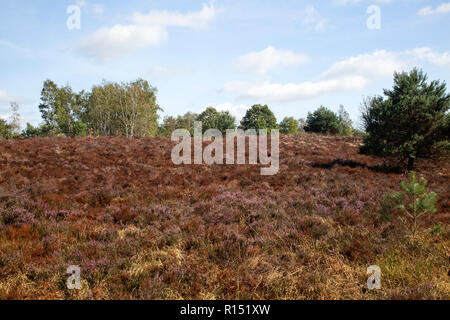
[159,112,198,137]
[196,107,236,134]
[72,120,88,137]
[240,104,278,132]
[0,119,15,139]
[304,106,341,135]
[21,123,41,138]
[279,117,299,134]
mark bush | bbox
[240,104,278,132]
[0,119,15,139]
[382,172,438,239]
[279,117,299,134]
[196,107,236,134]
[21,123,41,138]
[21,123,61,138]
[304,106,341,135]
[159,112,198,137]
[360,68,450,170]
[72,120,88,137]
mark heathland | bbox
[0,134,448,299]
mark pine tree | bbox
[385,172,438,239]
[304,106,341,135]
[360,68,450,170]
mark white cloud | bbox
[79,2,220,60]
[301,5,329,32]
[224,76,368,102]
[237,46,310,75]
[130,2,219,29]
[408,47,450,68]
[333,0,393,5]
[0,91,15,123]
[321,50,407,79]
[79,24,168,60]
[0,114,11,121]
[223,48,436,103]
[418,3,450,16]
[0,90,14,104]
[224,46,450,103]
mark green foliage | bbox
[240,104,278,132]
[0,119,15,139]
[279,117,299,134]
[215,111,236,134]
[196,107,236,134]
[159,116,178,137]
[360,68,450,170]
[35,79,161,138]
[159,112,198,137]
[176,112,198,135]
[0,103,21,139]
[21,123,42,138]
[383,172,438,239]
[196,107,218,133]
[352,129,366,137]
[431,225,442,235]
[39,80,86,137]
[87,79,161,137]
[304,106,341,135]
[337,105,354,136]
[72,120,88,137]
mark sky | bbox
[1,0,449,128]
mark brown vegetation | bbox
[0,134,448,300]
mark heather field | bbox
[0,135,448,300]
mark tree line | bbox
[158,103,357,137]
[1,68,448,170]
[1,79,358,139]
[18,79,161,138]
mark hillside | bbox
[0,135,448,299]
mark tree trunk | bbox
[407,157,415,171]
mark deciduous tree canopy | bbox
[36,79,161,138]
[196,107,236,134]
[240,104,278,132]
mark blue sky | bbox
[1,0,449,128]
